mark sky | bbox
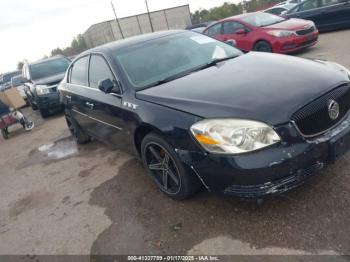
[0,0,238,73]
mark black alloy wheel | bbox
[141,133,201,200]
[254,41,273,52]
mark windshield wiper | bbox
[142,55,239,89]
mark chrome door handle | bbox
[85,102,94,109]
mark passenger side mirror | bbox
[98,78,122,95]
[236,29,247,35]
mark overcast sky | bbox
[0,0,238,73]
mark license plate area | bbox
[329,131,350,161]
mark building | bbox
[83,5,192,48]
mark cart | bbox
[0,110,34,139]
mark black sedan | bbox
[285,0,350,32]
[59,30,350,200]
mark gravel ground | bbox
[0,29,350,257]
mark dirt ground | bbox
[1,29,350,256]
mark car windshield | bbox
[1,71,20,84]
[29,58,70,80]
[114,32,242,90]
[241,12,286,27]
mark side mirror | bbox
[98,78,121,95]
[236,29,247,35]
[225,39,237,47]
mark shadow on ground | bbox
[89,155,350,255]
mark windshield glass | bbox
[114,32,242,90]
[241,12,286,27]
[29,58,70,80]
[1,71,20,84]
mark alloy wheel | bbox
[145,143,181,194]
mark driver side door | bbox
[222,21,251,51]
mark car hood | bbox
[34,73,65,86]
[263,18,313,31]
[136,52,349,126]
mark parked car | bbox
[22,56,71,118]
[264,6,290,15]
[191,27,207,33]
[284,0,350,32]
[11,75,27,101]
[186,22,213,30]
[203,12,319,53]
[274,0,302,8]
[0,70,21,91]
[59,30,350,200]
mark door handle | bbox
[85,102,94,109]
[65,95,71,102]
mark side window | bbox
[70,56,89,86]
[89,55,115,89]
[205,23,222,37]
[299,0,319,11]
[320,0,342,6]
[223,22,245,34]
[267,8,285,15]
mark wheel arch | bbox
[134,123,166,157]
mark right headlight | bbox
[190,119,281,154]
[266,30,296,37]
[36,85,51,96]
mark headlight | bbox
[267,30,296,37]
[36,85,50,95]
[190,119,281,154]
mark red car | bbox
[203,12,319,54]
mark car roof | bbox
[28,55,67,66]
[219,12,260,22]
[78,30,186,57]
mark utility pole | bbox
[111,1,124,39]
[145,0,154,32]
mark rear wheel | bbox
[65,110,90,144]
[253,41,272,52]
[1,128,9,139]
[141,133,200,200]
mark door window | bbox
[89,55,115,89]
[205,23,222,37]
[223,22,245,34]
[70,56,89,86]
[298,0,319,11]
[320,0,342,6]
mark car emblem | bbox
[328,100,340,120]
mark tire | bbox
[29,98,38,110]
[65,110,90,144]
[39,108,50,118]
[1,128,9,140]
[253,41,272,53]
[141,133,200,200]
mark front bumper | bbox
[272,31,319,54]
[176,118,350,199]
[36,92,62,110]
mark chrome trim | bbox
[71,109,123,131]
[291,110,350,138]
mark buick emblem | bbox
[328,100,340,120]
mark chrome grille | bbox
[291,84,350,137]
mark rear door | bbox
[67,55,94,132]
[204,23,224,41]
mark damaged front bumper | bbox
[176,118,350,199]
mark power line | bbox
[111,1,124,39]
[145,0,154,32]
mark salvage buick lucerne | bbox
[58,30,350,200]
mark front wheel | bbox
[253,41,272,52]
[141,133,200,200]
